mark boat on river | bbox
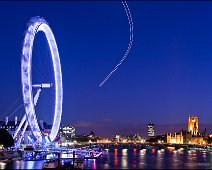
[43,159,59,169]
[84,150,102,159]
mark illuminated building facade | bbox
[0,117,20,135]
[166,132,184,144]
[97,138,110,143]
[59,125,75,146]
[190,137,205,145]
[148,123,155,137]
[188,115,198,136]
[114,135,121,142]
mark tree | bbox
[0,129,14,147]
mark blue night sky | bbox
[0,1,212,137]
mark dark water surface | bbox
[3,145,212,169]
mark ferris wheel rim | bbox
[21,16,63,143]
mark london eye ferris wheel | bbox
[14,16,63,146]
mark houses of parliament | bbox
[166,115,207,144]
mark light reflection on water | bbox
[139,149,146,169]
[113,148,118,168]
[3,146,212,169]
[172,149,180,169]
[5,160,45,169]
[121,148,128,169]
[84,159,97,169]
[156,149,163,169]
[103,146,211,169]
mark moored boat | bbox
[84,151,102,159]
[43,159,59,169]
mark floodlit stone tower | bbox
[188,115,198,136]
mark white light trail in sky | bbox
[99,1,134,87]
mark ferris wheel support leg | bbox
[13,114,26,139]
[16,121,28,148]
[14,88,42,145]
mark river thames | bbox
[2,145,212,169]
